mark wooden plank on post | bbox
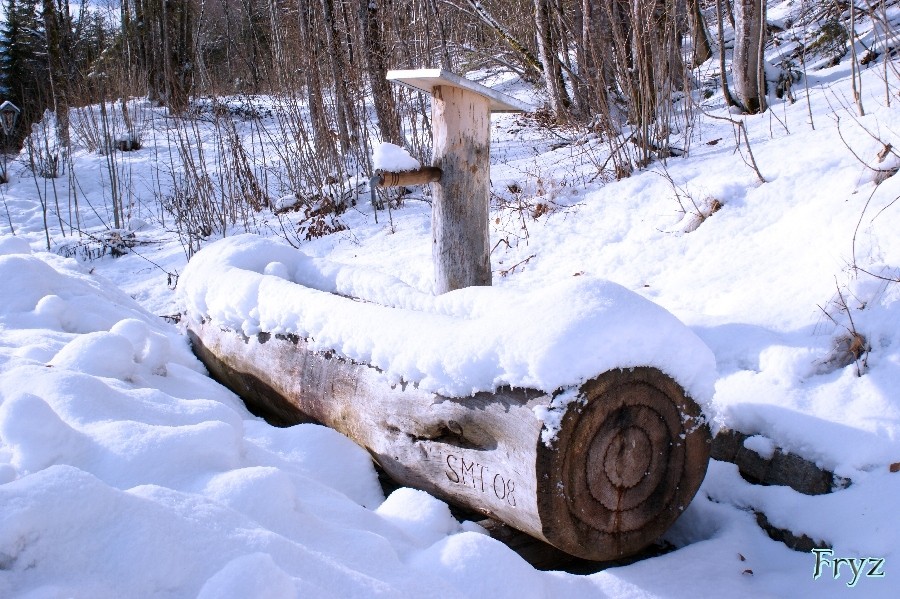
[386,69,531,113]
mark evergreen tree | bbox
[0,0,47,145]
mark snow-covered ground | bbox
[2,8,900,598]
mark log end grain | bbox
[536,367,711,561]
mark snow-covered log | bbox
[187,318,710,561]
[179,235,715,560]
[180,235,716,561]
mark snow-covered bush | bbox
[70,99,148,156]
[25,110,64,179]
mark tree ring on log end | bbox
[536,367,710,561]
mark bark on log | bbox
[711,429,850,495]
[187,317,710,561]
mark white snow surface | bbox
[373,142,421,172]
[180,234,717,402]
[2,6,900,596]
[0,241,485,598]
[743,435,777,460]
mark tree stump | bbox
[187,317,710,561]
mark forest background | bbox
[0,0,783,210]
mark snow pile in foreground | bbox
[1,229,897,598]
[0,239,545,597]
[180,234,717,404]
[3,239,839,599]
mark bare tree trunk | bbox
[724,0,736,29]
[296,3,337,163]
[41,0,70,148]
[689,0,713,66]
[237,0,269,92]
[715,0,737,107]
[161,0,195,113]
[321,0,355,155]
[141,0,166,105]
[266,0,287,85]
[849,0,864,116]
[582,0,616,116]
[360,0,403,144]
[426,0,452,70]
[534,0,568,120]
[732,0,765,113]
[122,0,193,112]
[568,1,590,118]
[463,0,543,80]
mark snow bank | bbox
[180,234,717,405]
[0,240,475,597]
[1,239,744,599]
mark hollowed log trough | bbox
[187,318,711,561]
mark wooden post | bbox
[186,318,711,561]
[431,85,492,292]
[387,69,530,293]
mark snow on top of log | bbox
[181,234,717,407]
[373,142,421,172]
